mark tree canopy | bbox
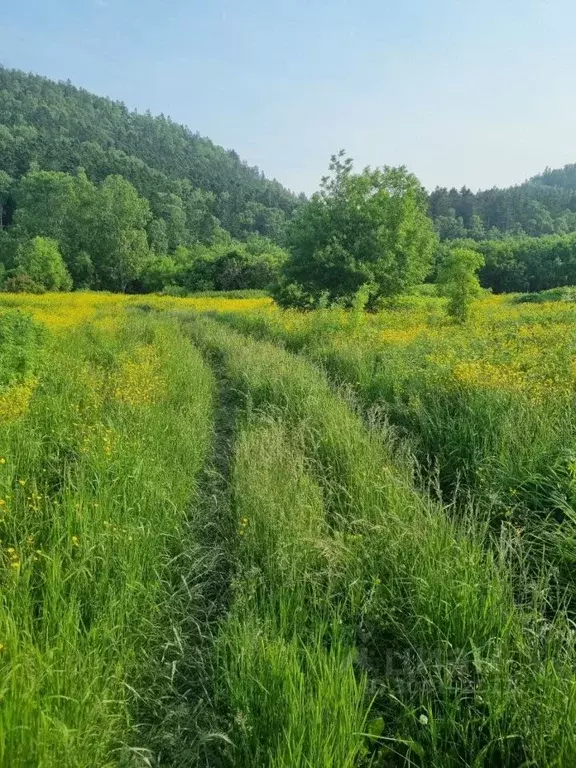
[276,152,437,308]
[0,66,299,245]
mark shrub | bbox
[515,286,576,303]
[0,310,44,386]
[437,247,484,322]
[15,236,72,291]
[4,272,45,294]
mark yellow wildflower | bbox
[113,345,166,407]
[0,379,38,423]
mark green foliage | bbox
[181,234,288,293]
[278,151,437,308]
[1,162,289,294]
[0,310,44,386]
[11,169,151,291]
[0,170,11,230]
[90,175,151,291]
[3,272,45,294]
[139,255,180,293]
[14,236,72,291]
[515,286,576,303]
[0,66,298,245]
[437,247,484,322]
[476,232,576,292]
[67,250,95,289]
[429,174,576,240]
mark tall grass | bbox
[184,314,576,766]
[212,302,576,523]
[0,312,214,766]
[216,418,369,766]
[4,294,576,766]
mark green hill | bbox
[0,67,299,244]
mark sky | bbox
[2,0,576,195]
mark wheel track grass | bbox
[209,309,576,614]
[182,313,576,767]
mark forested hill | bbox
[0,67,299,243]
[429,166,576,241]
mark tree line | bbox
[428,173,576,241]
[0,168,288,293]
[3,66,576,300]
[3,160,576,301]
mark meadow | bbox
[1,290,576,767]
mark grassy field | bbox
[1,291,576,766]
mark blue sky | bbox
[2,0,575,194]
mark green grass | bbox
[216,418,369,767]
[211,304,576,518]
[183,315,576,766]
[3,299,576,767]
[0,313,214,766]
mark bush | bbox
[15,236,72,291]
[408,282,438,297]
[272,280,318,310]
[161,284,187,297]
[437,248,484,322]
[4,272,45,294]
[514,286,576,303]
[0,310,44,386]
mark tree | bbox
[139,255,180,292]
[277,152,437,308]
[89,175,151,291]
[0,171,11,230]
[12,168,98,281]
[13,170,79,248]
[147,218,169,256]
[437,247,484,322]
[14,236,72,291]
[0,67,299,252]
[435,210,467,240]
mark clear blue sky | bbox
[2,0,575,194]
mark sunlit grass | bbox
[3,290,576,766]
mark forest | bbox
[2,66,576,297]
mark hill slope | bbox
[0,67,299,243]
[429,167,576,241]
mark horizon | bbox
[2,0,576,196]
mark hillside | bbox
[0,67,299,243]
[2,66,576,297]
[429,167,576,241]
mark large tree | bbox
[276,152,437,308]
[90,175,151,291]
